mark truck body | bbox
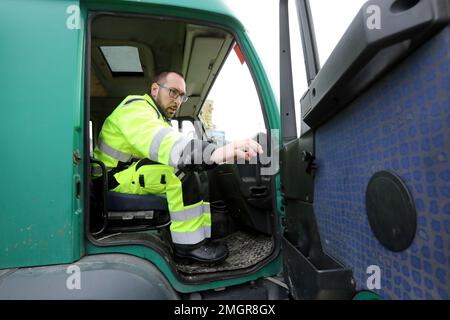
[0,0,449,300]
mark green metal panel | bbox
[0,0,85,268]
[86,0,241,26]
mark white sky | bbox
[204,0,366,141]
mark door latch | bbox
[302,150,317,175]
[73,149,82,165]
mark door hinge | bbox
[73,149,82,165]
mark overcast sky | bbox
[204,0,366,141]
[223,0,367,93]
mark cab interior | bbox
[86,13,279,283]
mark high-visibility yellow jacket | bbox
[94,93,216,172]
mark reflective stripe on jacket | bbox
[94,94,191,170]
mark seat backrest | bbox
[106,192,168,211]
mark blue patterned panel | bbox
[314,27,450,300]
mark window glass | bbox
[224,0,308,137]
[309,0,366,67]
[200,47,266,146]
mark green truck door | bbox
[0,0,85,268]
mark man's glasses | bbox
[157,83,189,103]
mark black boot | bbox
[173,239,228,264]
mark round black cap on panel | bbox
[366,171,417,252]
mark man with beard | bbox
[93,71,263,263]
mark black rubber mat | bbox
[175,231,274,275]
[95,230,274,276]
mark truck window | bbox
[200,45,266,145]
[86,10,278,283]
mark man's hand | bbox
[210,139,263,164]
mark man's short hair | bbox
[151,71,185,86]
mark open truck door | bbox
[280,0,450,299]
[0,0,284,299]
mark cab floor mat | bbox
[94,230,273,275]
[175,231,274,275]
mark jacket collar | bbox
[143,93,171,125]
